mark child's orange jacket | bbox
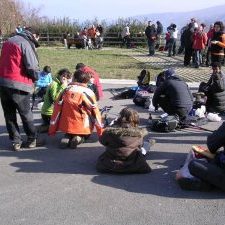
[49,82,103,136]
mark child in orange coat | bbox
[49,69,103,149]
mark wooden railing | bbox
[0,32,181,47]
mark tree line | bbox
[0,0,149,36]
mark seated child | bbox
[40,68,72,132]
[32,66,52,109]
[48,69,103,149]
[75,63,103,100]
[96,107,151,174]
[198,62,225,114]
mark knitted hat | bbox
[164,68,175,79]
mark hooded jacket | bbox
[49,82,103,136]
[205,72,225,113]
[153,74,193,109]
[0,31,39,93]
[96,126,151,174]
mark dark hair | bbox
[73,69,91,83]
[43,65,51,74]
[214,21,224,31]
[211,62,221,69]
[25,26,40,36]
[58,68,72,79]
[116,107,139,128]
[75,63,85,70]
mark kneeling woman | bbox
[49,70,103,148]
[96,107,151,174]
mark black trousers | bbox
[184,47,193,66]
[158,96,190,120]
[211,54,224,64]
[189,159,225,191]
[0,87,36,144]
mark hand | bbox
[211,41,218,44]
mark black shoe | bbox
[12,143,22,151]
[70,136,84,149]
[22,138,45,148]
[177,177,212,191]
[59,137,70,149]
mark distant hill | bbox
[133,4,225,29]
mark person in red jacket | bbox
[192,24,208,68]
[75,63,103,100]
[0,27,41,151]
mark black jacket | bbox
[207,122,225,153]
[153,75,193,109]
[205,72,225,113]
[145,25,157,40]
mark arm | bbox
[152,84,165,108]
[207,122,225,153]
[21,41,40,82]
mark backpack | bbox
[151,115,179,132]
[133,86,155,107]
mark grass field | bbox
[37,47,159,80]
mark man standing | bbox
[145,21,157,56]
[0,27,41,151]
[121,23,131,48]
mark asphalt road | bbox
[0,83,225,225]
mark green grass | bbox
[37,47,159,80]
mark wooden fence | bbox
[1,32,180,47]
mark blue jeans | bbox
[168,38,176,56]
[0,87,37,144]
[194,49,202,67]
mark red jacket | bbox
[0,33,39,93]
[80,66,103,99]
[192,32,208,50]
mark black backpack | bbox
[151,115,179,132]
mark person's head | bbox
[43,65,51,74]
[73,69,91,84]
[148,21,152,26]
[214,21,224,33]
[24,26,40,40]
[191,18,196,23]
[212,62,221,74]
[164,68,175,79]
[57,68,72,83]
[75,63,85,70]
[116,107,139,128]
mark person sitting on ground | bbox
[40,68,72,132]
[49,69,103,149]
[198,62,225,114]
[32,65,52,109]
[96,107,151,174]
[121,23,131,48]
[87,25,97,47]
[152,68,193,121]
[188,121,225,192]
[79,27,88,49]
[75,63,103,100]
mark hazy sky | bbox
[24,0,225,21]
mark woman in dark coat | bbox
[96,107,151,174]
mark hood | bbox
[103,126,148,137]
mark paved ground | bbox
[129,48,212,83]
[0,83,225,225]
